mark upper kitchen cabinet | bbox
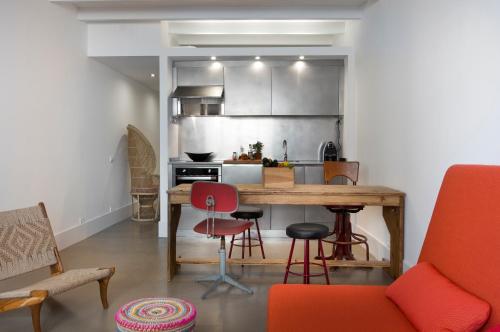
[224,65,272,116]
[176,65,224,86]
[272,63,340,116]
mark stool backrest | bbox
[324,161,359,185]
[191,182,239,213]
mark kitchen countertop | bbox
[169,159,324,166]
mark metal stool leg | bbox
[318,240,330,285]
[304,240,310,284]
[283,238,296,284]
[242,230,246,259]
[247,227,252,257]
[229,235,235,258]
[255,219,266,259]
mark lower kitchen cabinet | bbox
[304,165,335,225]
[178,204,208,231]
[270,167,305,230]
[221,164,270,230]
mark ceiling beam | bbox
[76,6,364,22]
[172,34,340,46]
[167,20,345,35]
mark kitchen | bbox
[167,57,345,235]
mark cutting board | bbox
[223,160,263,164]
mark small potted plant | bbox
[252,141,264,160]
[262,158,295,188]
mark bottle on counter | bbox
[248,144,254,160]
[232,152,238,160]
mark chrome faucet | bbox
[282,139,288,161]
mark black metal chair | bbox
[229,206,266,259]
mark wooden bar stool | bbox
[284,223,330,285]
[228,206,266,259]
[321,161,370,261]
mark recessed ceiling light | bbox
[211,56,217,61]
[255,56,261,60]
[299,55,305,60]
[150,73,156,78]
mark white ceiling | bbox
[54,0,370,9]
[95,56,159,91]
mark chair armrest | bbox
[0,290,48,313]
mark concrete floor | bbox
[0,220,393,332]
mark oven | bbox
[173,164,222,186]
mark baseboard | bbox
[353,224,390,261]
[54,204,132,250]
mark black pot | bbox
[185,152,213,162]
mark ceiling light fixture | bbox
[299,55,305,60]
[255,56,261,60]
[150,73,156,78]
[211,56,217,61]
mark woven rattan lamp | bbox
[127,124,159,222]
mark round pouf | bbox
[115,298,196,332]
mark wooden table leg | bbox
[168,203,181,282]
[382,202,404,278]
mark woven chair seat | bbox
[0,268,113,299]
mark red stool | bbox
[191,181,254,299]
[229,206,266,259]
[283,223,330,285]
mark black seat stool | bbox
[284,223,330,284]
[229,206,266,259]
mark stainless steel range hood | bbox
[171,86,224,116]
[171,86,224,99]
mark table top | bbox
[168,184,405,206]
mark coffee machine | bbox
[318,141,338,161]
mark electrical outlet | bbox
[108,206,112,212]
[79,217,84,224]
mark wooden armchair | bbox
[127,124,159,222]
[0,203,115,332]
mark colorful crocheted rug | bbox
[115,298,196,332]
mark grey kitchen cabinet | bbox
[176,66,224,86]
[222,164,262,184]
[271,64,340,116]
[221,164,270,230]
[270,167,306,230]
[304,165,334,225]
[178,204,208,230]
[224,65,272,115]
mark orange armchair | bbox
[268,165,500,331]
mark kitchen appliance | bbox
[318,141,338,162]
[171,86,224,116]
[185,152,213,162]
[173,164,222,186]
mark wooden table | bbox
[167,184,405,281]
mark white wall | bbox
[353,0,500,268]
[0,0,160,248]
[87,22,161,56]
